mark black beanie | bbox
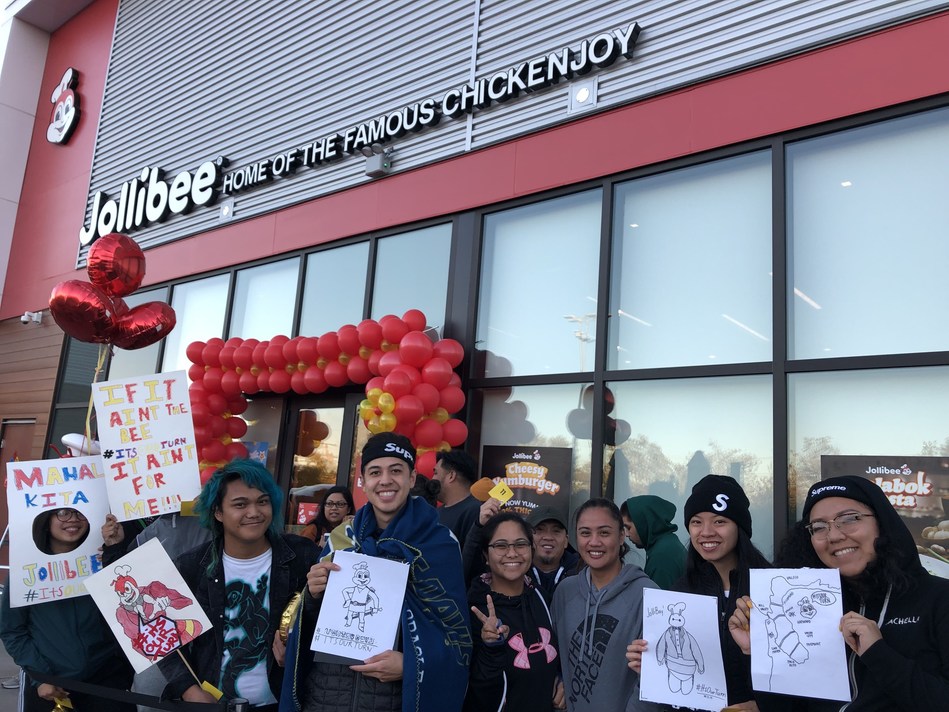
[361,432,416,472]
[684,474,752,537]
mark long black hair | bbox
[684,526,771,597]
[309,485,355,539]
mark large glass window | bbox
[610,152,772,370]
[162,274,229,372]
[300,243,369,336]
[788,108,949,359]
[477,190,602,377]
[230,258,299,340]
[371,224,451,333]
[107,287,168,380]
[788,367,949,516]
[607,375,774,556]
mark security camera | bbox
[21,311,41,325]
[20,313,30,324]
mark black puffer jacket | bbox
[303,660,402,712]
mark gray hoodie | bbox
[552,563,660,712]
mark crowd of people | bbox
[2,434,948,712]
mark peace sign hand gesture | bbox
[471,594,510,645]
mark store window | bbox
[45,339,101,457]
[475,383,594,522]
[609,152,772,370]
[788,108,949,359]
[107,287,169,379]
[300,242,369,336]
[788,366,949,516]
[606,375,774,557]
[230,258,300,340]
[162,274,229,372]
[477,190,602,377]
[371,224,451,332]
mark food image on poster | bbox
[479,446,572,521]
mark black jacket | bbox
[158,532,318,702]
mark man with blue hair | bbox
[158,459,318,710]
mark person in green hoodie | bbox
[620,495,686,590]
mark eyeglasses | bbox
[805,512,875,540]
[324,501,349,509]
[54,509,87,522]
[487,539,532,553]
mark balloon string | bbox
[84,343,109,448]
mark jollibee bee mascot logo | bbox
[47,68,80,144]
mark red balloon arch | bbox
[186,309,467,483]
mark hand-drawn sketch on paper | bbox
[342,560,382,632]
[749,568,850,702]
[657,602,705,694]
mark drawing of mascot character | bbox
[111,565,202,660]
[342,561,380,632]
[656,602,705,694]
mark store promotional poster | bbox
[480,445,572,522]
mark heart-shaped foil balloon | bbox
[87,232,145,298]
[49,280,118,343]
[111,302,177,350]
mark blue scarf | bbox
[280,496,471,712]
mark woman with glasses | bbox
[301,485,355,546]
[1,508,135,711]
[465,511,564,711]
[729,476,949,710]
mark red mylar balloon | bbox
[49,280,117,343]
[416,450,437,477]
[357,319,383,349]
[421,357,453,389]
[87,233,145,298]
[226,416,248,438]
[337,324,360,356]
[442,419,469,447]
[394,394,424,425]
[402,309,427,332]
[399,331,434,368]
[112,297,129,318]
[414,419,443,448]
[433,338,464,368]
[439,385,465,414]
[383,370,412,399]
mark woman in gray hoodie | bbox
[551,498,660,712]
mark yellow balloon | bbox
[367,415,383,434]
[380,412,397,431]
[437,440,450,452]
[359,400,375,421]
[434,407,450,424]
[367,388,383,405]
[378,392,396,414]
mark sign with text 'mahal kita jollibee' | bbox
[78,22,641,247]
[480,445,572,521]
[92,370,201,521]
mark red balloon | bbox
[188,363,205,383]
[206,393,228,416]
[433,338,464,368]
[190,402,210,427]
[219,369,242,396]
[391,364,421,389]
[269,369,291,393]
[378,351,402,377]
[264,343,287,369]
[357,319,383,349]
[201,341,223,367]
[399,331,434,368]
[200,466,218,485]
[49,280,117,343]
[414,419,443,448]
[416,450,437,477]
[202,440,226,463]
[297,337,319,365]
[394,394,424,425]
[256,370,271,392]
[383,370,412,399]
[367,349,383,376]
[439,386,465,414]
[111,297,129,318]
[338,324,360,356]
[193,424,211,445]
[86,233,145,297]
[239,371,260,394]
[421,357,453,389]
[219,345,237,369]
[442,419,469,446]
[380,316,409,344]
[233,346,254,370]
[393,420,415,439]
[412,383,440,413]
[226,416,248,438]
[203,367,224,393]
[252,342,268,368]
[303,366,328,393]
[291,371,309,395]
[317,332,341,360]
[402,309,427,332]
[282,337,301,365]
[448,372,462,388]
[186,341,207,364]
[189,382,207,400]
[111,301,176,350]
[270,334,290,346]
[227,398,249,415]
[208,415,227,438]
[324,360,349,388]
[225,337,243,347]
[225,442,249,461]
[347,356,371,384]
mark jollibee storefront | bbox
[3,0,949,558]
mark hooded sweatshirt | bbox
[552,564,660,712]
[625,495,687,590]
[794,475,949,711]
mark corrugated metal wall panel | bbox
[80,0,949,262]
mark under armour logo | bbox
[509,627,557,669]
[712,493,729,512]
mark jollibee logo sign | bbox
[47,68,80,145]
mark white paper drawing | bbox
[311,550,409,664]
[749,568,850,701]
[84,538,212,673]
[640,589,728,712]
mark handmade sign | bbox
[5,456,109,607]
[92,370,201,520]
[749,568,849,701]
[639,589,727,711]
[84,538,212,672]
[311,551,409,664]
